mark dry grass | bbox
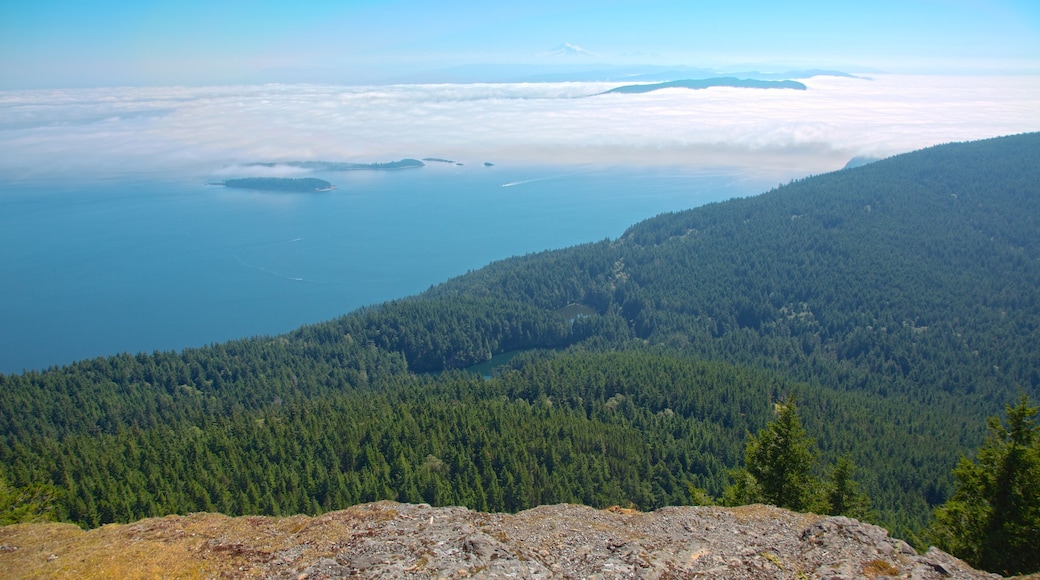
[862,558,901,577]
[726,503,821,526]
[0,507,379,580]
[0,518,215,579]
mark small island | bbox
[600,77,807,95]
[218,177,335,192]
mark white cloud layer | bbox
[0,75,1038,181]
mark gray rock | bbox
[251,502,998,579]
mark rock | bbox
[0,501,1003,579]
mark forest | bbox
[220,177,335,192]
[2,133,1039,571]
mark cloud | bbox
[0,75,1038,182]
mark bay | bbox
[0,163,772,374]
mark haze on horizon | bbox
[0,1,1038,180]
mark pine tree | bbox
[824,455,871,519]
[726,397,818,511]
[0,473,58,525]
[930,395,1040,575]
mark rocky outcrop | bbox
[0,502,998,579]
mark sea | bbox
[0,163,774,374]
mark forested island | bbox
[3,133,1040,575]
[247,159,425,171]
[601,77,807,94]
[218,177,335,192]
[842,155,881,169]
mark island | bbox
[422,158,456,164]
[218,177,335,192]
[600,77,807,95]
[246,159,425,172]
[843,156,881,169]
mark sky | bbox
[0,0,1038,179]
[1,0,1038,88]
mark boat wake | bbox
[232,236,312,282]
[501,176,559,188]
[501,169,597,188]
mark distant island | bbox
[843,156,882,169]
[600,77,807,95]
[246,159,425,172]
[422,158,455,164]
[218,177,335,192]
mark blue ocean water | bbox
[0,164,771,374]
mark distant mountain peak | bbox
[538,42,597,58]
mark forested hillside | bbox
[2,133,1038,545]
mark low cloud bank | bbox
[0,75,1037,182]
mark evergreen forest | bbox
[2,133,1039,571]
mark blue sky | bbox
[1,0,1038,88]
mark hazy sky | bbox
[2,0,1038,88]
[1,1,1038,178]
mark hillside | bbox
[2,133,1039,546]
[0,502,995,579]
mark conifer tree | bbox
[930,395,1040,575]
[824,455,871,519]
[0,473,58,525]
[725,397,818,511]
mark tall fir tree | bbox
[930,395,1040,575]
[725,397,818,511]
[824,455,871,520]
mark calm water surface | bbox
[0,164,771,373]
